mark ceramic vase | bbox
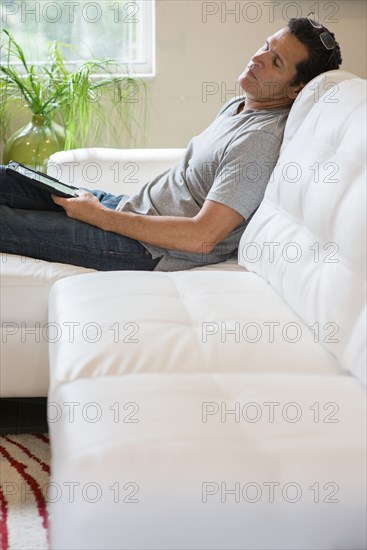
[4,114,65,172]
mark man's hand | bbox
[52,190,244,254]
[52,190,108,228]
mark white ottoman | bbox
[49,373,366,550]
[47,269,366,548]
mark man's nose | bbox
[251,51,267,66]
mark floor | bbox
[0,397,48,435]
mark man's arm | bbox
[52,190,244,254]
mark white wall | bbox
[147,0,366,148]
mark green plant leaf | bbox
[0,29,149,151]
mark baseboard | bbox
[0,397,48,435]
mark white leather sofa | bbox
[0,70,366,549]
[46,70,366,549]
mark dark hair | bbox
[288,17,342,87]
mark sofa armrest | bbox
[47,147,186,196]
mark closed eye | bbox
[263,40,283,68]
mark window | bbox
[0,0,155,77]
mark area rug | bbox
[0,434,50,550]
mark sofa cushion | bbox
[280,69,359,152]
[48,270,342,394]
[0,254,96,397]
[0,254,96,324]
[239,73,366,386]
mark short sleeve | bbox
[206,129,282,219]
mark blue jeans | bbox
[0,166,160,270]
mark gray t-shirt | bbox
[117,97,290,271]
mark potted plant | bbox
[0,29,148,171]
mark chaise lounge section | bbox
[44,70,366,549]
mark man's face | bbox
[238,28,309,102]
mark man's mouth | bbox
[248,67,256,79]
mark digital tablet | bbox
[6,161,80,198]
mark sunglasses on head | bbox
[306,11,336,50]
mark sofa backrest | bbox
[48,148,186,196]
[238,70,366,386]
[280,69,360,151]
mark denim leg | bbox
[0,165,65,211]
[90,190,129,211]
[0,165,159,271]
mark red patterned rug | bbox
[0,434,50,550]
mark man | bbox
[0,17,342,272]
